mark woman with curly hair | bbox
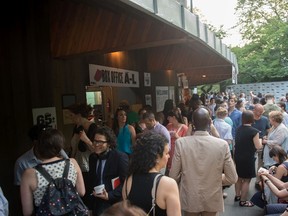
[122,132,181,216]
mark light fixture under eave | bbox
[202,75,206,78]
[107,51,124,66]
[110,51,123,57]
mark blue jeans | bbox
[251,191,266,208]
[265,203,287,215]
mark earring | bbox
[156,160,159,163]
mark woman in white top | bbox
[20,129,85,216]
[263,111,288,168]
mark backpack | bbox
[34,159,89,216]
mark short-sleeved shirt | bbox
[235,125,259,178]
[229,108,242,139]
[252,116,270,138]
[127,111,139,125]
[263,104,281,117]
[0,187,8,216]
[149,122,171,149]
[213,118,233,141]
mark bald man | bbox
[252,104,271,188]
[169,108,237,216]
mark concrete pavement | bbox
[220,178,264,216]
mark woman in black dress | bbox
[234,110,262,207]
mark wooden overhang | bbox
[50,0,237,86]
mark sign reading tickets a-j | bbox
[89,64,139,88]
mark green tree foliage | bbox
[193,7,228,40]
[232,0,288,83]
[207,24,228,40]
[235,0,288,41]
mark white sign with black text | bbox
[89,64,139,88]
[144,72,151,87]
[32,107,57,129]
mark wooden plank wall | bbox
[49,0,186,57]
[48,0,232,85]
[1,0,54,215]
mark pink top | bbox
[166,123,188,170]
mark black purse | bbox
[78,141,87,152]
[74,126,87,152]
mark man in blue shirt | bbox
[142,112,171,175]
[142,112,171,149]
[252,104,270,189]
[0,187,8,216]
[228,98,242,158]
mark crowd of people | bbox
[8,91,288,216]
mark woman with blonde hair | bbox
[214,107,233,155]
[263,111,288,168]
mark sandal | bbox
[239,201,254,207]
[234,196,241,202]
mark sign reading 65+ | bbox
[32,107,57,128]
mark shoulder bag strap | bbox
[125,177,129,199]
[176,124,183,135]
[147,174,163,216]
[62,159,70,178]
[34,165,54,183]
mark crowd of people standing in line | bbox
[9,91,288,216]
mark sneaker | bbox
[223,192,228,199]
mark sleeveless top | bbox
[281,161,288,182]
[127,173,167,216]
[117,124,132,154]
[33,159,77,206]
[72,123,96,172]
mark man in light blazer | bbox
[169,107,237,216]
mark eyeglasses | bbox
[92,140,107,145]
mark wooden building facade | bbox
[1,0,237,214]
